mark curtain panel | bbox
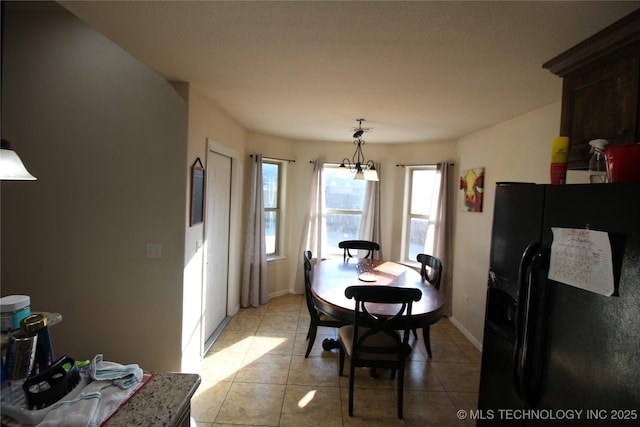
[358,162,382,259]
[432,162,454,316]
[241,154,269,307]
[294,160,324,294]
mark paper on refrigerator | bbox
[548,227,614,296]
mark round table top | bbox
[310,258,445,325]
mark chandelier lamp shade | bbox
[1,139,37,180]
[338,118,379,181]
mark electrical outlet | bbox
[146,243,162,259]
[464,294,469,305]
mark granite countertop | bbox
[104,372,201,426]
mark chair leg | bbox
[338,346,345,376]
[348,364,355,416]
[423,325,432,359]
[411,328,418,339]
[305,322,318,358]
[397,366,405,419]
[369,367,379,378]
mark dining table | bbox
[311,257,445,351]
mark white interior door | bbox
[204,150,231,350]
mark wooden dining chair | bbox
[338,285,422,419]
[303,250,348,358]
[338,240,380,261]
[415,253,443,358]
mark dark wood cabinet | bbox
[543,9,640,170]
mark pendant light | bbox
[0,4,36,181]
[338,119,379,181]
[1,139,37,180]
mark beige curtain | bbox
[294,160,324,294]
[432,162,454,316]
[240,154,269,307]
[358,162,382,259]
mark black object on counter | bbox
[22,355,80,409]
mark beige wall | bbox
[180,85,248,370]
[1,4,188,371]
[451,102,565,346]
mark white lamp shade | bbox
[336,163,349,178]
[1,148,37,180]
[364,168,379,181]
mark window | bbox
[262,160,284,256]
[402,166,440,264]
[323,164,367,256]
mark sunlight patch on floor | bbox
[240,336,288,366]
[298,389,317,408]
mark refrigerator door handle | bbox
[512,241,540,401]
[519,246,550,407]
[518,248,542,406]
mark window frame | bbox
[262,158,286,259]
[322,163,367,257]
[401,165,439,265]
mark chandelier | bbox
[338,118,379,181]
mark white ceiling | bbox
[58,1,640,144]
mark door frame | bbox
[201,138,243,356]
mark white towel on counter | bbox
[88,353,143,389]
[2,355,146,427]
[37,390,101,427]
[38,376,143,427]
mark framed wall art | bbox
[459,167,484,212]
[190,158,205,226]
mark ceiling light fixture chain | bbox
[339,118,379,181]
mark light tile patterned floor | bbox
[189,294,481,426]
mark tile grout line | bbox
[196,294,480,426]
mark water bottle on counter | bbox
[588,139,608,184]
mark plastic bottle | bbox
[1,295,31,332]
[588,139,608,184]
[550,136,570,184]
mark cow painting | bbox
[459,168,485,212]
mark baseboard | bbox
[449,316,483,351]
[203,316,232,355]
[270,289,292,298]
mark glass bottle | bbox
[588,139,608,184]
[21,313,54,375]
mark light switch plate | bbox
[146,243,162,259]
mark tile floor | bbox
[189,294,481,427]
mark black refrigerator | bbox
[477,182,640,426]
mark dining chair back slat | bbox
[417,253,442,289]
[339,285,422,419]
[338,240,380,261]
[414,253,443,358]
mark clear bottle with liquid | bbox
[588,139,608,184]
